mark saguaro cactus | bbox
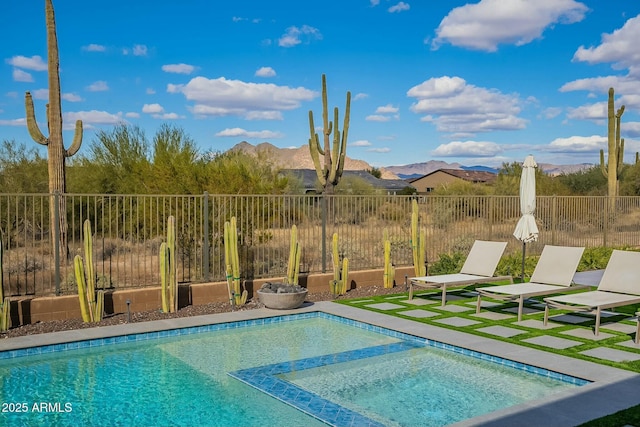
[308,74,351,195]
[224,217,247,306]
[0,233,10,332]
[411,199,427,277]
[25,0,83,258]
[600,87,625,205]
[75,220,104,323]
[159,216,178,313]
[284,225,301,285]
[383,229,395,289]
[330,232,350,295]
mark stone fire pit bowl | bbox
[257,282,308,310]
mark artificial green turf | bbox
[339,285,640,426]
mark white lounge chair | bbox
[544,249,640,336]
[408,240,512,306]
[475,245,586,321]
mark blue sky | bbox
[2,0,640,168]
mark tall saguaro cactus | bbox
[25,0,83,258]
[600,87,625,206]
[308,74,351,195]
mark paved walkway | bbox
[1,300,640,426]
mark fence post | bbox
[551,196,557,246]
[54,192,61,296]
[321,195,327,273]
[603,197,608,247]
[203,192,210,282]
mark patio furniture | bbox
[544,250,640,336]
[408,240,512,306]
[475,245,585,321]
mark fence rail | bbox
[1,193,639,297]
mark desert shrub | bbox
[428,252,464,275]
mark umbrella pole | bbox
[521,241,526,281]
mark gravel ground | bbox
[0,285,405,339]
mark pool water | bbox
[0,313,585,427]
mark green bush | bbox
[428,252,464,275]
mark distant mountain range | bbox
[229,142,596,181]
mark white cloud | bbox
[366,114,391,122]
[6,55,47,71]
[86,81,109,92]
[407,76,526,134]
[278,25,322,47]
[146,88,156,95]
[431,140,503,157]
[351,140,372,147]
[232,16,247,22]
[375,104,399,114]
[215,127,284,139]
[573,15,640,75]
[152,113,181,120]
[0,118,26,127]
[566,102,606,121]
[32,89,49,100]
[353,93,369,101]
[546,135,606,153]
[624,121,640,137]
[62,93,82,102]
[125,112,140,118]
[370,0,380,6]
[142,103,164,114]
[255,67,276,77]
[432,0,588,52]
[13,69,33,82]
[388,2,410,13]
[367,147,391,153]
[171,76,316,120]
[82,44,106,52]
[540,107,563,119]
[162,63,195,74]
[132,44,148,56]
[64,110,124,125]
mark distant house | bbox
[283,169,415,194]
[409,169,497,194]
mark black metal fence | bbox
[1,193,639,297]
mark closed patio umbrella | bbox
[513,155,539,279]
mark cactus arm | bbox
[74,255,91,323]
[411,200,427,276]
[329,107,340,184]
[341,257,349,294]
[25,92,48,145]
[65,120,84,157]
[160,242,169,313]
[83,220,95,307]
[600,149,608,178]
[285,225,300,285]
[308,114,327,186]
[167,216,177,312]
[336,92,350,183]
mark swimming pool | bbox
[0,312,587,427]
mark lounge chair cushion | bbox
[528,245,585,287]
[545,290,640,307]
[596,250,640,295]
[460,241,508,277]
